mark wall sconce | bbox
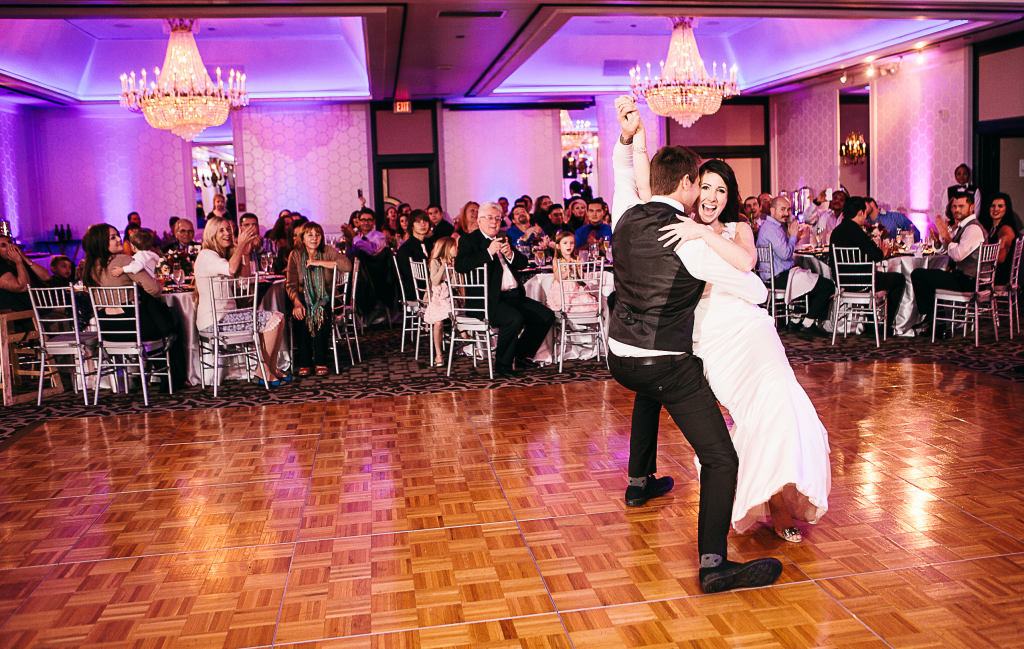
[840,71,848,84]
[841,132,867,165]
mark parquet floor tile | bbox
[473,412,632,461]
[0,446,157,503]
[762,475,1024,579]
[62,480,308,562]
[1,361,1022,647]
[820,554,1024,649]
[492,451,700,520]
[272,613,571,648]
[0,495,115,568]
[166,403,326,444]
[275,522,555,643]
[123,436,318,491]
[561,582,887,649]
[300,455,513,539]
[0,544,292,649]
[520,508,808,610]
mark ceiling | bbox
[0,1,1020,107]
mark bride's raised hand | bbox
[658,217,707,251]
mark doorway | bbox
[191,143,237,228]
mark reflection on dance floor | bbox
[0,359,1022,647]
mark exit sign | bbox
[393,101,412,114]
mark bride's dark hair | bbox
[697,159,742,224]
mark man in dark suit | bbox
[454,201,554,377]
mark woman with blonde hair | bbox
[421,236,457,367]
[547,230,597,313]
[286,221,351,376]
[457,201,480,236]
[194,216,288,386]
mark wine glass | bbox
[171,263,184,286]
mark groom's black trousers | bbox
[609,353,737,560]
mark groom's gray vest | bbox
[610,201,705,353]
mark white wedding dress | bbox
[693,222,832,533]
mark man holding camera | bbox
[454,201,554,377]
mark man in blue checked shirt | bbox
[756,196,835,335]
[865,198,920,242]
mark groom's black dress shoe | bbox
[699,558,783,594]
[625,475,674,507]
[515,357,539,370]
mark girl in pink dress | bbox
[547,231,598,314]
[422,236,457,367]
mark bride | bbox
[614,98,831,541]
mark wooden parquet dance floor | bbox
[1,359,1022,648]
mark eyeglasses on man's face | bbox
[479,214,502,223]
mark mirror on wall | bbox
[191,143,237,228]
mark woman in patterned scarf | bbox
[286,221,352,376]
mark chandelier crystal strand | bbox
[119,19,248,142]
[630,17,738,128]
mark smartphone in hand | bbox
[357,188,363,198]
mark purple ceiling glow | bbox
[0,17,370,101]
[497,16,970,95]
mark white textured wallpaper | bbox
[595,96,665,206]
[771,86,839,195]
[441,108,562,212]
[31,105,189,241]
[872,47,968,215]
[238,103,370,231]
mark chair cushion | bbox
[934,289,974,302]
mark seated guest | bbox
[542,204,571,238]
[127,211,142,228]
[829,196,906,328]
[756,196,835,335]
[454,201,554,377]
[743,196,760,220]
[506,205,545,249]
[396,210,433,300]
[344,208,394,323]
[396,212,411,247]
[497,197,510,220]
[161,217,179,249]
[238,213,266,267]
[286,221,350,377]
[457,201,479,236]
[566,198,587,231]
[422,237,457,368]
[48,255,75,287]
[0,235,50,312]
[112,228,160,280]
[162,218,198,273]
[911,191,985,333]
[547,231,598,314]
[122,223,141,256]
[803,189,846,245]
[520,195,534,214]
[532,195,553,226]
[866,198,920,242]
[427,204,455,240]
[397,203,412,222]
[195,216,287,385]
[206,192,232,225]
[81,224,178,358]
[758,193,773,218]
[384,204,399,232]
[979,192,1019,286]
[574,199,613,249]
[267,211,293,250]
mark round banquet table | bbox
[162,280,291,386]
[522,269,614,364]
[795,252,949,335]
[880,254,949,335]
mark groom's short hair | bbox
[650,146,701,196]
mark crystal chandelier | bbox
[119,19,248,142]
[630,18,739,128]
[560,110,589,150]
[841,132,867,165]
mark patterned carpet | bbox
[3,324,1023,443]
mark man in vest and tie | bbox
[609,100,783,594]
[911,191,986,335]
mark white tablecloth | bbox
[881,254,949,334]
[523,271,614,364]
[795,253,949,335]
[162,281,291,385]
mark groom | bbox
[608,99,782,594]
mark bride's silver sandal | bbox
[775,526,802,543]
